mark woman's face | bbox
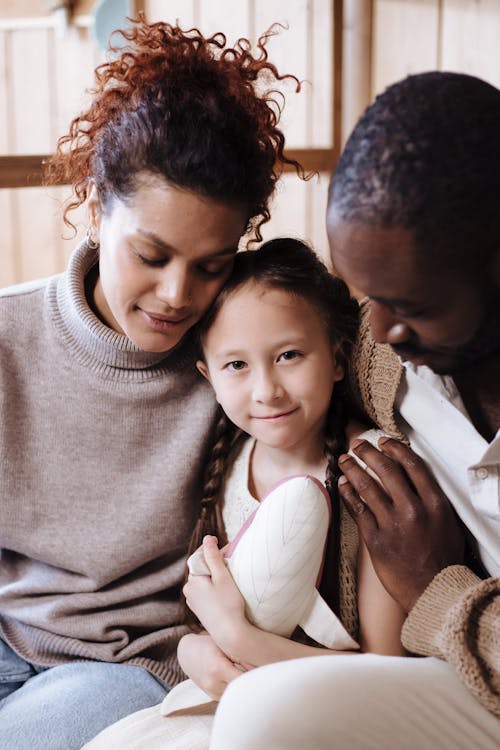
[89,174,247,353]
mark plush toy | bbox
[162,474,358,717]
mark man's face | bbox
[327,213,500,374]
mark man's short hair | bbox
[328,72,500,270]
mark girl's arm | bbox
[177,631,244,700]
[183,535,357,668]
[357,536,407,656]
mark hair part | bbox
[328,71,500,269]
[45,19,308,243]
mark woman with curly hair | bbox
[0,19,303,750]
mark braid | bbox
[182,408,241,625]
[320,385,350,616]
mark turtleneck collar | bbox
[51,240,198,380]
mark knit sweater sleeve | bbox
[402,566,500,716]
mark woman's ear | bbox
[196,360,211,383]
[87,183,102,237]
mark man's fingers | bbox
[377,437,446,506]
[350,439,423,506]
[338,475,378,536]
[338,453,394,520]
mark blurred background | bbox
[1,0,500,285]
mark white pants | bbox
[210,655,500,750]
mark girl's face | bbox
[89,173,247,353]
[198,283,345,453]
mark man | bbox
[209,72,499,749]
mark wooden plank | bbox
[310,0,334,148]
[0,156,49,188]
[198,0,250,45]
[0,189,17,286]
[16,187,59,282]
[53,25,97,142]
[441,0,500,87]
[342,0,373,144]
[145,0,196,27]
[0,149,337,188]
[10,28,53,153]
[372,0,440,96]
[254,0,309,148]
[0,31,9,153]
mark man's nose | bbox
[369,301,412,345]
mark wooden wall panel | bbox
[372,0,440,96]
[10,29,54,153]
[441,0,500,86]
[0,190,16,286]
[311,0,334,147]
[145,0,196,28]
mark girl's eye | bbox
[278,350,301,362]
[225,360,247,372]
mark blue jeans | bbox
[0,637,169,749]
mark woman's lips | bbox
[140,309,190,330]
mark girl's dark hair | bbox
[186,238,361,621]
[44,19,306,242]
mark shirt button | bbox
[475,467,489,480]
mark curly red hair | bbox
[45,19,307,240]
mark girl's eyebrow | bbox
[136,229,238,258]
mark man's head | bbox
[327,71,500,374]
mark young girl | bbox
[84,239,406,749]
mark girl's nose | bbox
[252,370,283,403]
[369,300,412,345]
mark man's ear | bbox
[196,360,211,383]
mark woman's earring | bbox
[86,227,99,250]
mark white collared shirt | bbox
[396,362,500,577]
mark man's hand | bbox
[338,437,465,612]
[177,632,245,700]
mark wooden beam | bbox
[0,149,338,190]
[0,155,50,189]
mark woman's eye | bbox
[136,253,166,267]
[278,350,300,362]
[226,360,247,372]
[198,262,230,277]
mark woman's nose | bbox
[157,267,192,309]
[369,300,412,345]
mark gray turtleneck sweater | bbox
[0,241,218,686]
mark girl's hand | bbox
[183,535,247,655]
[177,632,244,700]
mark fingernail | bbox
[338,453,351,464]
[350,438,365,449]
[338,475,349,485]
[378,436,391,445]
